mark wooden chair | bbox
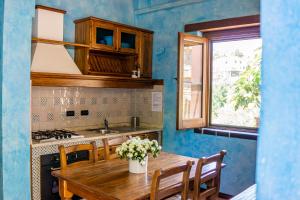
[150,161,194,200]
[58,142,99,200]
[102,136,128,160]
[193,150,226,200]
[59,141,98,169]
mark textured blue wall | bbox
[135,0,259,195]
[257,0,300,199]
[0,0,262,198]
[0,0,3,196]
[36,0,134,42]
[1,0,35,199]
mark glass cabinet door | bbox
[93,22,117,51]
[118,28,139,53]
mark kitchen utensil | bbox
[131,117,140,128]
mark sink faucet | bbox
[104,118,109,130]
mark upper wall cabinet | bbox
[74,17,153,78]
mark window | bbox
[177,16,261,130]
[211,38,262,128]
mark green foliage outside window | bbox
[232,47,261,111]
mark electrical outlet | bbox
[81,110,89,116]
[66,110,75,117]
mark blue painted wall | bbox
[0,0,262,198]
[135,0,260,195]
[0,0,3,196]
[257,0,300,199]
[1,0,35,199]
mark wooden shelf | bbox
[32,38,90,48]
[31,72,163,89]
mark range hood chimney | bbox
[31,5,82,74]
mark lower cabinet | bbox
[133,132,160,143]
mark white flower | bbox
[128,153,133,158]
[116,137,161,164]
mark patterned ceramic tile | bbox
[112,97,118,104]
[54,97,61,106]
[91,97,97,105]
[47,113,54,121]
[32,114,40,122]
[80,97,86,105]
[102,97,108,104]
[40,97,48,106]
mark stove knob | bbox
[59,135,63,139]
[67,134,71,138]
[55,136,59,139]
[64,134,68,138]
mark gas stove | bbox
[32,129,84,143]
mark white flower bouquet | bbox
[116,137,162,165]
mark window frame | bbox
[176,32,209,130]
[204,26,261,131]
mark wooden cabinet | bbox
[139,32,153,78]
[134,132,160,144]
[74,17,153,78]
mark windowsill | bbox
[194,127,258,140]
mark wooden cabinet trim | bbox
[35,5,66,14]
[31,72,163,88]
[74,16,153,34]
[139,32,153,78]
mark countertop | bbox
[31,126,162,148]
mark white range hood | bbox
[31,6,82,74]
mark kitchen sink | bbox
[84,126,147,134]
[84,128,119,134]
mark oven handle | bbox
[50,167,61,171]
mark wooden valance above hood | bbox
[31,72,163,89]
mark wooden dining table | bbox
[52,152,225,200]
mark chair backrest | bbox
[59,141,98,170]
[150,161,194,200]
[193,150,226,200]
[102,136,128,160]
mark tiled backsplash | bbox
[31,86,163,131]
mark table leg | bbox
[59,179,73,200]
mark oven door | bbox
[40,151,89,200]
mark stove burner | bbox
[32,129,82,142]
